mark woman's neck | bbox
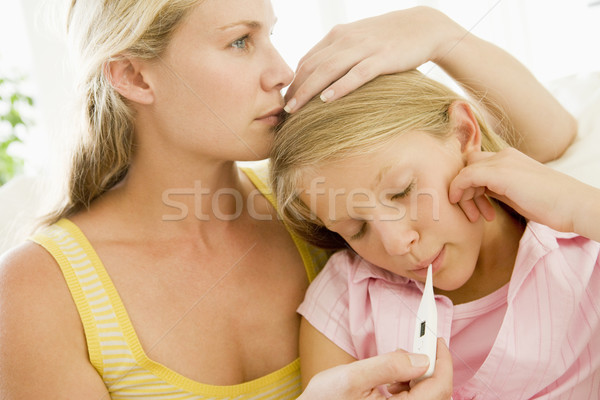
[84,147,253,242]
[439,203,526,305]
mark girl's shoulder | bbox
[514,221,600,286]
[524,221,599,252]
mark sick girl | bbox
[271,70,600,398]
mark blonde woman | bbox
[270,70,600,399]
[0,2,574,399]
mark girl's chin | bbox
[432,273,473,295]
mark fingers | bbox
[319,58,382,101]
[346,350,431,391]
[294,24,341,74]
[449,152,503,222]
[474,194,496,221]
[448,152,496,202]
[284,25,358,105]
[285,48,375,113]
[433,338,453,381]
[387,381,411,395]
[301,350,432,400]
[393,339,453,400]
[455,187,495,223]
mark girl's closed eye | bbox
[349,182,414,241]
[350,222,367,241]
[390,181,415,201]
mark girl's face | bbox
[300,132,485,291]
[145,0,293,161]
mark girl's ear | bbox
[105,56,154,105]
[448,101,482,155]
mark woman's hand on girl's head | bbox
[284,7,457,113]
[449,148,600,240]
[298,339,453,400]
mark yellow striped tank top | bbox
[30,162,329,399]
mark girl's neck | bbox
[438,203,526,305]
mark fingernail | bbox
[408,353,430,368]
[320,89,334,102]
[284,98,296,113]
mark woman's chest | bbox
[95,235,309,385]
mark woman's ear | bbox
[105,56,154,105]
[448,101,482,155]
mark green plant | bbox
[0,73,34,186]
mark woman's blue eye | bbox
[231,35,249,49]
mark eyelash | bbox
[348,182,415,241]
[391,181,415,200]
[350,223,367,241]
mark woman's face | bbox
[299,132,485,291]
[146,0,293,161]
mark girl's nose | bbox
[376,221,419,256]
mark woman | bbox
[0,1,574,399]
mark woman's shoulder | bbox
[0,240,87,359]
[0,241,109,396]
[0,240,64,294]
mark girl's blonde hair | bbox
[270,70,509,249]
[43,0,199,225]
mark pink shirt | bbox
[297,222,600,399]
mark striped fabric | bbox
[30,163,328,399]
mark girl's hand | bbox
[298,339,453,400]
[284,7,458,113]
[449,147,597,237]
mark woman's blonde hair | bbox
[270,70,509,249]
[43,0,199,225]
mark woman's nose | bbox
[376,221,419,256]
[262,45,294,91]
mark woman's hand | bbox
[298,339,453,400]
[449,148,600,241]
[284,7,456,113]
[284,6,576,163]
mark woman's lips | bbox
[256,108,284,126]
[256,115,281,126]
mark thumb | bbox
[348,350,431,389]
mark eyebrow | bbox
[217,17,278,31]
[217,20,262,31]
[373,164,393,190]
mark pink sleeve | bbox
[297,250,361,358]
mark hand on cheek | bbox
[453,188,496,223]
[449,153,497,223]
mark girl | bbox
[0,2,575,399]
[270,70,600,399]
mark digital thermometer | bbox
[412,264,437,381]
